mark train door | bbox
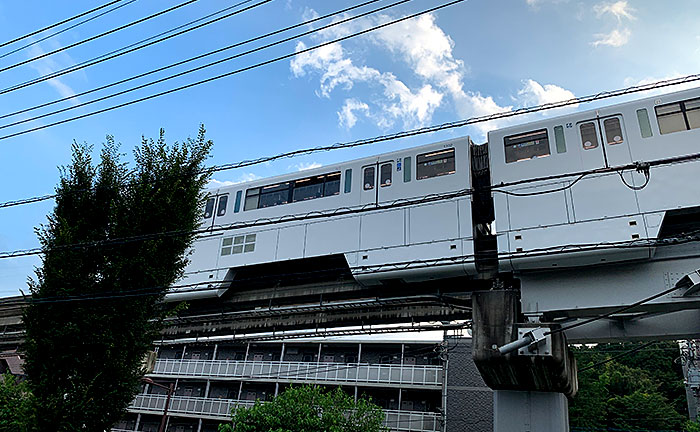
[203,192,230,228]
[360,159,402,205]
[360,160,379,205]
[577,114,632,169]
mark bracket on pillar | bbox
[678,269,700,296]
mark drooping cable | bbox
[0,0,464,142]
[0,0,413,131]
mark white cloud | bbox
[291,39,443,129]
[290,10,576,139]
[27,43,79,102]
[593,1,636,21]
[291,162,322,171]
[338,98,369,128]
[591,28,631,47]
[518,79,578,107]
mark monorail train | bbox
[169,86,700,301]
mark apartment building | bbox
[113,336,492,432]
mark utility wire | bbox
[0,0,139,60]
[0,0,126,49]
[0,0,412,131]
[0,0,266,95]
[0,0,463,142]
[0,0,200,74]
[577,341,657,373]
[1,73,698,211]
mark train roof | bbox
[206,135,470,194]
[488,84,700,137]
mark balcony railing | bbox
[127,394,442,432]
[150,359,442,387]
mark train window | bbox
[324,172,341,196]
[656,102,687,134]
[380,163,392,187]
[579,122,599,149]
[687,99,700,129]
[234,191,242,213]
[403,157,411,182]
[504,130,550,163]
[216,195,228,216]
[258,183,291,209]
[416,148,456,179]
[637,109,653,138]
[363,166,375,190]
[603,118,624,145]
[554,126,566,153]
[204,197,215,218]
[655,97,700,134]
[293,176,324,202]
[344,169,352,193]
[244,188,260,211]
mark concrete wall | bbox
[445,336,493,432]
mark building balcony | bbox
[126,394,442,432]
[149,359,443,389]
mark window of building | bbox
[363,166,375,190]
[216,195,228,217]
[403,157,412,182]
[416,148,456,179]
[504,130,550,163]
[603,117,624,145]
[344,169,352,193]
[580,122,599,149]
[204,197,215,218]
[637,108,653,138]
[655,97,700,134]
[554,125,566,153]
[380,163,392,187]
[234,190,242,213]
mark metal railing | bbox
[127,394,442,432]
[150,359,443,387]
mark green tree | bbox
[22,127,212,431]
[570,341,689,431]
[0,373,34,431]
[219,385,389,432]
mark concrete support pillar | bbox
[134,413,141,431]
[472,290,576,432]
[494,391,568,432]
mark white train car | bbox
[171,137,476,300]
[489,86,700,271]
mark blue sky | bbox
[0,0,698,297]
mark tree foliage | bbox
[570,341,691,432]
[219,385,389,432]
[22,127,212,431]
[0,373,34,431]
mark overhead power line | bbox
[0,0,267,95]
[0,73,698,212]
[0,0,139,60]
[0,0,463,142]
[0,0,200,74]
[0,0,127,49]
[0,0,408,130]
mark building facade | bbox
[113,336,492,432]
